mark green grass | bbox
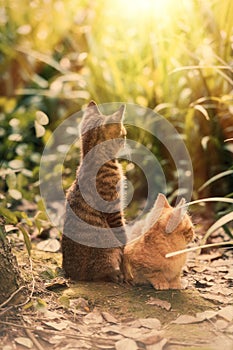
[0,0,232,213]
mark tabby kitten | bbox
[62,101,127,282]
[123,193,194,289]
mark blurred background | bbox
[0,0,233,224]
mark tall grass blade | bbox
[198,170,233,192]
[201,211,233,245]
[166,240,233,258]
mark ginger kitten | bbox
[62,101,127,282]
[123,193,194,289]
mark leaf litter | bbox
[1,219,233,349]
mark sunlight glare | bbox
[115,0,175,19]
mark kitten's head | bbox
[146,193,194,243]
[80,101,126,156]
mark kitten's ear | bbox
[85,100,101,116]
[176,197,186,208]
[145,193,169,230]
[165,205,186,234]
[110,104,126,123]
[155,193,171,208]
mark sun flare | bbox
[115,0,176,19]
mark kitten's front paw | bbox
[151,280,170,290]
[108,268,124,284]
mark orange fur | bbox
[123,194,194,289]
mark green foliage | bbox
[0,0,232,246]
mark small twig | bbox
[165,241,233,258]
[168,340,209,347]
[0,306,13,317]
[23,321,45,350]
[0,285,27,309]
[0,320,115,344]
[15,257,35,308]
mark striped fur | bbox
[62,101,127,281]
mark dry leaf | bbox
[137,331,162,345]
[192,265,207,273]
[218,306,233,322]
[139,318,161,330]
[196,252,222,261]
[43,310,64,320]
[70,297,89,312]
[102,311,118,324]
[45,278,68,291]
[15,337,33,349]
[146,297,171,311]
[36,238,60,252]
[115,338,138,350]
[46,335,66,345]
[147,338,168,350]
[226,324,233,333]
[83,310,103,324]
[224,269,233,280]
[200,292,230,304]
[44,321,68,331]
[106,325,147,339]
[215,319,229,330]
[73,324,93,336]
[196,310,218,321]
[172,315,201,324]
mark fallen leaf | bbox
[192,265,208,273]
[44,321,68,331]
[46,335,66,345]
[115,338,138,350]
[207,285,232,296]
[223,269,233,280]
[3,346,14,350]
[72,323,93,336]
[70,297,90,312]
[139,318,161,330]
[181,278,189,289]
[200,292,230,304]
[196,252,222,261]
[218,306,233,322]
[205,275,214,282]
[15,337,33,349]
[45,278,68,291]
[172,315,201,324]
[147,338,168,350]
[210,259,229,267]
[226,324,233,333]
[195,279,213,287]
[137,331,162,345]
[83,310,103,324]
[146,298,171,311]
[104,325,147,339]
[196,310,218,321]
[102,311,118,324]
[43,310,64,320]
[36,238,60,252]
[215,319,229,330]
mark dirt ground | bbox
[0,217,233,350]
